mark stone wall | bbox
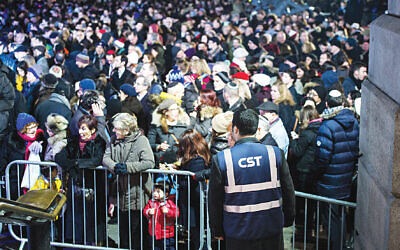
[355,2,400,248]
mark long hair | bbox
[273,82,296,107]
[299,105,320,131]
[177,129,211,166]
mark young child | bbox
[144,180,179,250]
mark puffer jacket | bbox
[102,131,155,211]
[143,199,179,240]
[148,107,190,163]
[0,68,15,112]
[315,108,359,199]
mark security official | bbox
[208,109,295,250]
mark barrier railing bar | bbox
[295,191,356,208]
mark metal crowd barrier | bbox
[4,160,357,250]
[4,160,206,250]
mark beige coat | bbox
[103,131,155,211]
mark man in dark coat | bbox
[0,62,15,143]
[75,52,100,81]
[110,54,135,91]
[314,89,359,250]
[342,61,367,96]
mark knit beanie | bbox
[16,113,37,131]
[41,74,59,89]
[46,113,69,134]
[212,111,234,134]
[216,71,230,84]
[120,83,137,97]
[168,66,184,83]
[232,71,250,81]
[27,64,44,80]
[76,52,90,64]
[79,79,96,92]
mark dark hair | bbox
[322,61,336,72]
[349,90,361,100]
[177,129,211,166]
[283,68,297,80]
[80,90,100,110]
[199,89,221,107]
[232,109,259,136]
[78,115,98,132]
[326,92,344,108]
[350,61,367,77]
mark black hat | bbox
[209,37,220,44]
[257,102,279,113]
[41,74,59,89]
[216,71,230,84]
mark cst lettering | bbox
[238,156,262,168]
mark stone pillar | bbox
[355,1,400,249]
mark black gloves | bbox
[114,163,128,175]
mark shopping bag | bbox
[21,153,41,189]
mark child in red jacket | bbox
[144,180,179,250]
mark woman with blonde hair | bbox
[271,81,297,134]
[103,112,155,249]
[190,59,213,90]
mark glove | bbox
[114,163,128,175]
[28,141,43,155]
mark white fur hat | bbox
[46,113,69,133]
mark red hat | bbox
[106,50,115,55]
[232,71,250,81]
[99,29,106,34]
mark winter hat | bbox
[153,179,171,194]
[114,38,125,49]
[46,113,69,134]
[79,79,96,92]
[321,70,339,89]
[16,113,37,131]
[252,73,271,87]
[157,98,177,113]
[310,85,327,100]
[41,73,59,89]
[49,65,63,78]
[257,101,279,113]
[54,82,71,98]
[248,36,259,46]
[233,47,249,58]
[14,45,28,53]
[106,49,116,55]
[232,71,250,81]
[76,52,90,64]
[120,83,137,97]
[212,111,234,134]
[184,48,196,59]
[168,66,184,83]
[27,64,44,80]
[216,71,231,84]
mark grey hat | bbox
[257,102,279,113]
[157,98,177,113]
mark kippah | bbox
[329,89,342,97]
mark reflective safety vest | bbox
[217,142,284,240]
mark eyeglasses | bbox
[25,124,38,130]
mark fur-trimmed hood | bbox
[199,105,223,121]
[151,106,190,127]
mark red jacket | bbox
[143,199,179,240]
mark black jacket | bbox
[55,135,106,186]
[260,133,278,147]
[289,121,321,189]
[111,69,135,90]
[0,67,15,112]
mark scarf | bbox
[79,133,97,152]
[18,129,44,160]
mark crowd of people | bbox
[0,0,369,249]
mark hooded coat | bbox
[315,108,359,199]
[102,131,155,211]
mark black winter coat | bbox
[289,121,321,190]
[278,103,296,135]
[55,135,106,186]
